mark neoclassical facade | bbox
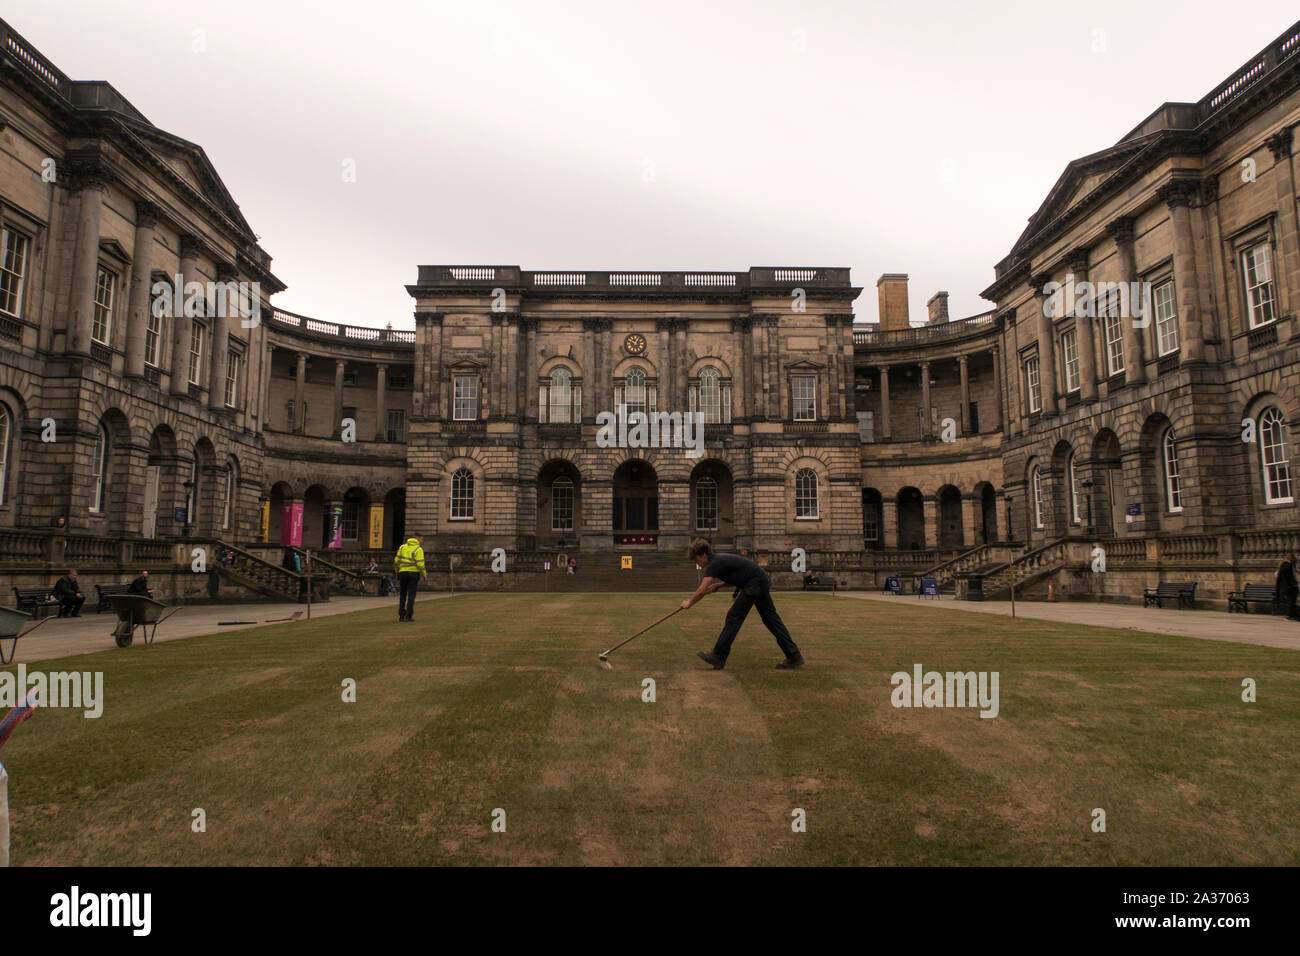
[2,16,1298,588]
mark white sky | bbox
[7,1,1297,328]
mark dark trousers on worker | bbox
[1284,588,1299,620]
[57,595,85,617]
[397,572,420,619]
[712,573,799,661]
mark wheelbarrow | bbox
[105,594,180,647]
[0,607,48,665]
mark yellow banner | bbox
[368,504,385,549]
[259,500,270,542]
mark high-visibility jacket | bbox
[394,538,425,574]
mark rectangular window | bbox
[551,480,574,531]
[1242,243,1276,329]
[695,481,718,531]
[388,372,409,389]
[341,500,360,541]
[188,323,204,385]
[792,374,816,421]
[0,228,30,317]
[857,410,874,443]
[386,409,405,442]
[1025,356,1041,413]
[1152,280,1178,355]
[92,267,115,345]
[145,309,162,367]
[863,508,879,543]
[1102,292,1125,375]
[1061,329,1080,393]
[343,370,358,387]
[453,375,477,420]
[225,351,240,407]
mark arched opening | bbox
[1091,429,1123,536]
[979,483,997,544]
[537,459,582,547]
[691,460,734,543]
[341,487,369,549]
[862,488,883,549]
[938,485,963,548]
[383,487,406,549]
[268,481,294,545]
[303,484,329,549]
[188,437,216,535]
[897,487,925,550]
[143,425,178,539]
[613,459,658,543]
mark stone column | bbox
[922,496,938,549]
[995,493,1009,543]
[879,366,892,440]
[523,317,538,420]
[506,315,520,421]
[882,497,899,549]
[1068,248,1099,401]
[992,346,1004,433]
[170,235,201,396]
[429,312,444,419]
[1157,182,1206,364]
[332,359,346,438]
[748,317,766,421]
[1028,274,1058,415]
[962,494,980,547]
[124,201,160,378]
[1266,129,1298,323]
[920,361,932,438]
[207,263,234,411]
[375,363,388,441]
[262,344,275,431]
[825,315,840,421]
[293,352,307,432]
[1106,217,1147,383]
[68,166,107,356]
[767,317,781,419]
[958,354,970,434]
[581,317,598,423]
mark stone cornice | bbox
[1105,216,1136,244]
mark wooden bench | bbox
[1228,583,1283,614]
[1143,581,1198,609]
[95,584,131,613]
[12,587,57,616]
[802,577,837,593]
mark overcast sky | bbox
[7,1,1298,328]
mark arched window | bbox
[551,476,573,531]
[696,476,718,531]
[699,367,721,424]
[451,467,475,520]
[0,404,9,507]
[1031,467,1044,529]
[795,469,819,519]
[90,424,110,513]
[1260,407,1293,503]
[624,368,647,416]
[1067,453,1080,524]
[549,369,572,424]
[1163,428,1183,513]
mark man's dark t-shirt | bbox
[128,576,151,595]
[702,553,765,589]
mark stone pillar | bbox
[1068,248,1099,401]
[506,315,520,421]
[332,359,346,437]
[1267,130,1299,323]
[825,315,840,421]
[207,263,234,410]
[170,235,201,396]
[375,364,388,441]
[767,317,781,419]
[920,362,932,438]
[523,317,538,420]
[962,494,979,547]
[1106,217,1147,383]
[1028,274,1058,415]
[747,317,763,420]
[992,346,1004,433]
[1158,181,1206,364]
[124,201,160,378]
[879,366,892,440]
[732,317,750,419]
[882,497,899,549]
[582,317,599,423]
[958,355,970,434]
[429,313,444,419]
[922,496,938,549]
[262,344,275,431]
[68,166,107,356]
[656,319,671,414]
[293,352,307,432]
[995,493,1009,543]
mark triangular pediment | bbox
[1013,139,1150,251]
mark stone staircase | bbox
[211,539,327,603]
[921,543,1014,593]
[979,539,1071,598]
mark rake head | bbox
[597,654,613,671]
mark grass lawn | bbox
[3,592,1298,866]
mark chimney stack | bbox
[926,291,950,325]
[876,274,910,331]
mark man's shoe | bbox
[696,651,725,670]
[776,652,805,669]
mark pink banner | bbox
[282,502,303,547]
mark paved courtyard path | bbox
[840,592,1300,651]
[5,592,452,664]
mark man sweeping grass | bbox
[681,538,804,670]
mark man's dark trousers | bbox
[398,572,420,620]
[57,595,85,617]
[711,572,799,660]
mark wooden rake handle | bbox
[600,606,684,658]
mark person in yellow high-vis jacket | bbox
[394,535,426,621]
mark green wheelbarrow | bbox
[105,594,180,647]
[0,607,48,665]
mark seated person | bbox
[53,569,86,618]
[127,570,154,597]
[365,560,380,574]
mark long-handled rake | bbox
[598,606,683,670]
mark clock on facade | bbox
[624,333,647,355]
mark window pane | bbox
[1153,281,1178,355]
[0,229,30,317]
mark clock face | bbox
[624,333,647,355]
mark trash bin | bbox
[965,573,984,602]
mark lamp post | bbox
[1004,493,1016,619]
